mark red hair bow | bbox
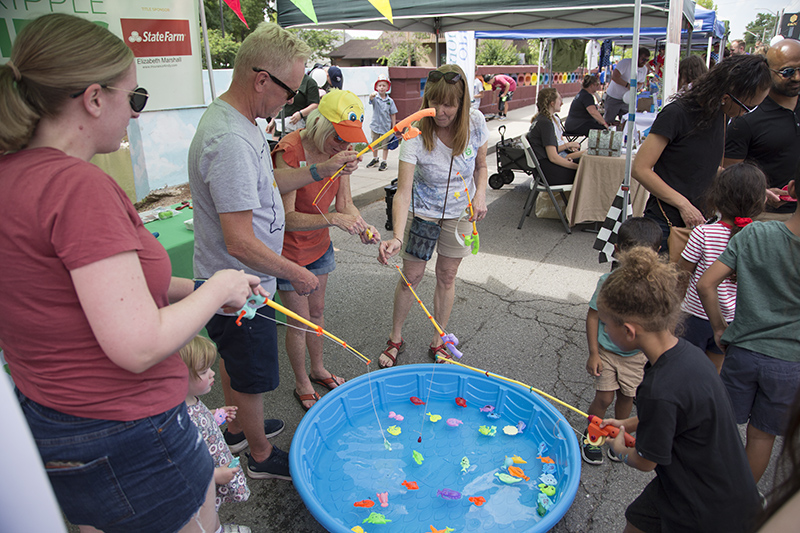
[734,217,752,227]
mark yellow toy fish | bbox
[387,425,401,436]
[511,455,527,464]
[425,412,442,422]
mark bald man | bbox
[724,38,800,220]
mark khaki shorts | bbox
[371,130,389,150]
[596,345,647,397]
[400,212,474,261]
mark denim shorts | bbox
[276,242,336,291]
[680,314,724,355]
[17,391,212,533]
[206,308,280,394]
[721,345,800,435]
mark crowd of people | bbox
[1,11,800,533]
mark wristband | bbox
[393,237,403,245]
[193,279,206,291]
[309,163,322,182]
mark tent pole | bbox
[706,36,712,68]
[435,17,441,67]
[536,39,543,103]
[199,0,217,100]
[686,26,693,59]
[621,0,643,224]
[548,39,553,87]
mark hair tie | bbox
[734,217,752,228]
[6,59,21,82]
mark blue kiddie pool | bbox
[291,365,581,532]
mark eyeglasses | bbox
[332,133,349,145]
[771,67,800,79]
[70,85,149,113]
[727,93,756,114]
[427,71,463,84]
[252,67,298,101]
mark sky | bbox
[712,0,800,40]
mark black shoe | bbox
[378,161,388,171]
[224,419,285,454]
[367,158,380,168]
[245,446,291,480]
[581,431,604,465]
[607,446,622,463]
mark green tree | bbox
[522,39,542,65]
[695,0,717,11]
[744,13,778,49]
[476,40,519,65]
[201,28,240,69]
[377,33,431,66]
[289,29,343,65]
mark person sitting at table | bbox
[526,88,583,185]
[272,90,380,411]
[565,74,610,136]
[678,55,708,93]
[632,54,771,254]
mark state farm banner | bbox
[0,1,204,111]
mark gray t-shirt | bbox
[399,108,489,219]
[188,98,285,296]
[369,94,397,134]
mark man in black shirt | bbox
[724,39,800,220]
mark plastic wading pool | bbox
[290,365,581,532]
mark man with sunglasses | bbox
[188,23,359,482]
[724,39,800,221]
[483,73,516,119]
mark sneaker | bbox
[607,447,622,462]
[498,115,507,121]
[581,431,604,465]
[222,525,252,533]
[378,161,388,171]
[224,419,285,454]
[366,158,380,168]
[246,446,291,480]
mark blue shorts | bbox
[680,314,724,355]
[206,308,280,394]
[721,345,800,436]
[276,242,336,291]
[17,392,212,533]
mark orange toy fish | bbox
[468,496,486,506]
[401,480,419,490]
[353,499,375,508]
[508,466,530,481]
[538,455,555,464]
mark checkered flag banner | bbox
[593,185,633,263]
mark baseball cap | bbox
[318,89,367,143]
[328,66,343,89]
[374,75,391,92]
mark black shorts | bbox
[625,478,663,533]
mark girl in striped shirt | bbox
[678,163,767,372]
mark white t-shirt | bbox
[680,222,737,321]
[606,58,648,100]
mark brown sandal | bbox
[379,339,405,368]
[429,344,452,363]
[293,389,321,412]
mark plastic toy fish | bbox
[503,425,519,436]
[478,425,497,436]
[213,408,227,426]
[542,463,556,475]
[413,450,424,465]
[363,512,392,524]
[460,456,470,473]
[354,499,375,508]
[388,411,404,421]
[425,412,442,422]
[384,440,392,451]
[511,455,527,464]
[487,412,501,419]
[229,457,240,469]
[455,397,467,407]
[429,527,455,533]
[351,527,365,533]
[468,496,486,506]
[538,483,556,497]
[539,473,557,486]
[437,488,462,500]
[410,396,425,405]
[503,456,514,469]
[479,405,495,413]
[538,455,555,464]
[537,493,553,516]
[387,425,401,436]
[516,421,527,433]
[446,418,463,427]
[508,466,530,481]
[538,442,549,456]
[495,472,522,484]
[401,480,419,490]
[376,491,389,507]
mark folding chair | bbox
[517,136,573,234]
[563,132,587,145]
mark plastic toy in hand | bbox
[213,408,227,426]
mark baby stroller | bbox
[488,125,533,189]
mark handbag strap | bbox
[656,198,674,228]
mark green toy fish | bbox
[495,472,522,484]
[460,456,470,473]
[413,450,424,465]
[478,425,497,436]
[363,512,392,524]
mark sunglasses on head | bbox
[427,71,462,84]
[727,93,756,114]
[252,67,298,101]
[771,67,800,79]
[70,84,149,113]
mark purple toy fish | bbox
[446,418,463,427]
[437,488,462,500]
[479,405,495,413]
[516,421,527,434]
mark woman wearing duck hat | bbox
[272,90,380,412]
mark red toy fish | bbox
[354,499,375,508]
[455,397,467,407]
[468,496,486,506]
[410,396,425,405]
[401,480,419,490]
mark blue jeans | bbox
[18,392,212,532]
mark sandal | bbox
[379,339,405,368]
[293,389,321,412]
[429,344,453,363]
[309,373,345,391]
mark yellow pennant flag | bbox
[368,0,394,24]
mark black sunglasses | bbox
[252,67,298,100]
[771,67,800,79]
[727,93,756,114]
[70,85,149,113]
[427,71,462,84]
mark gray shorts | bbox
[721,345,800,436]
[603,95,628,123]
